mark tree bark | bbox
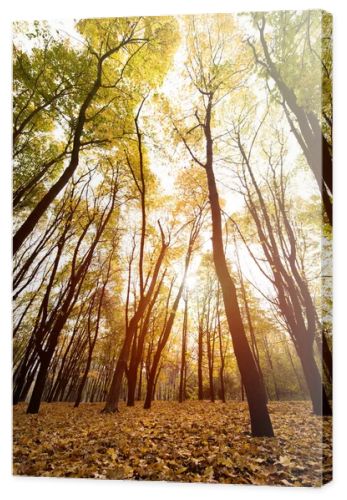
[203,94,273,436]
[197,323,204,400]
[297,338,332,415]
[178,295,188,403]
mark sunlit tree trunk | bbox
[143,215,202,410]
[206,327,215,403]
[202,95,273,436]
[178,294,188,403]
[102,231,168,413]
[197,322,204,401]
[217,298,226,403]
[127,272,165,406]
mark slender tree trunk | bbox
[202,95,273,436]
[127,273,165,406]
[144,355,160,409]
[14,359,38,404]
[137,356,143,401]
[262,336,280,401]
[144,275,185,408]
[103,237,167,413]
[102,109,168,408]
[143,217,202,410]
[178,296,188,403]
[74,354,93,408]
[206,328,215,403]
[127,360,138,407]
[217,305,226,403]
[13,343,36,404]
[198,323,204,400]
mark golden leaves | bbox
[13,400,331,486]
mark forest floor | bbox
[13,401,332,486]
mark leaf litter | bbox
[13,401,332,486]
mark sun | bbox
[185,273,198,291]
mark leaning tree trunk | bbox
[202,96,273,437]
[74,353,93,408]
[137,357,144,401]
[103,337,132,413]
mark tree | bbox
[144,209,204,409]
[174,15,274,436]
[248,12,332,224]
[25,163,120,413]
[229,112,331,415]
[13,17,179,254]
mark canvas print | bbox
[13,10,332,486]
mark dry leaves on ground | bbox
[13,400,332,486]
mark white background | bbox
[1,1,346,498]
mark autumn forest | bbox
[13,11,332,486]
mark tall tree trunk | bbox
[178,295,188,403]
[203,95,273,437]
[206,327,215,403]
[137,356,144,401]
[217,303,226,403]
[198,323,204,400]
[262,335,280,401]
